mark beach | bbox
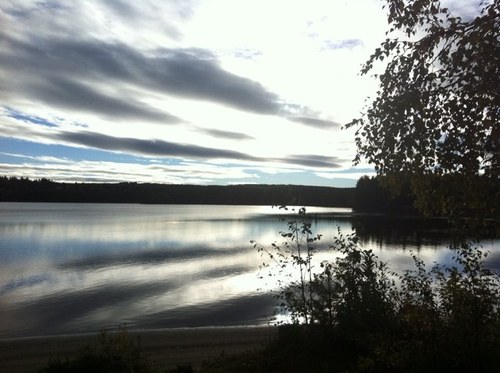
[0,326,278,372]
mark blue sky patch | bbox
[4,107,59,128]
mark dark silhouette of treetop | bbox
[347,0,499,219]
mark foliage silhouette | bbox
[38,325,192,373]
[252,208,500,372]
[353,175,416,213]
[38,326,159,373]
[346,0,499,222]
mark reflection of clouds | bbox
[94,271,264,323]
[0,205,291,262]
[0,248,267,336]
[0,205,354,262]
[0,273,51,296]
[374,246,450,273]
[485,250,500,272]
[0,204,498,337]
[4,249,262,304]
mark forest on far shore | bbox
[0,176,354,207]
[0,175,419,212]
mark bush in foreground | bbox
[38,325,192,373]
[248,209,500,372]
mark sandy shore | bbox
[0,326,278,372]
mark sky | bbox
[0,0,479,187]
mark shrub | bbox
[398,243,500,372]
[39,325,161,373]
[255,208,500,372]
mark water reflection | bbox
[0,203,497,338]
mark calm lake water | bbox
[0,203,498,338]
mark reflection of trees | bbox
[352,215,451,251]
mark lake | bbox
[0,203,498,338]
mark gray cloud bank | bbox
[287,117,340,129]
[2,109,344,169]
[280,154,342,168]
[0,31,290,121]
[199,128,255,140]
[0,0,345,176]
[57,131,259,161]
[56,130,342,168]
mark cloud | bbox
[0,0,362,187]
[322,39,363,50]
[442,0,487,21]
[2,1,193,44]
[279,154,343,168]
[198,128,254,140]
[0,33,289,118]
[0,154,257,184]
[27,77,183,123]
[231,48,263,60]
[1,112,346,171]
[287,116,340,129]
[2,1,68,19]
[148,49,284,114]
[98,0,197,42]
[56,130,259,161]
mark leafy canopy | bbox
[348,0,499,179]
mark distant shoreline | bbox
[0,178,355,207]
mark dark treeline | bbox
[353,175,416,214]
[0,176,354,207]
[354,174,499,222]
[3,176,496,218]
